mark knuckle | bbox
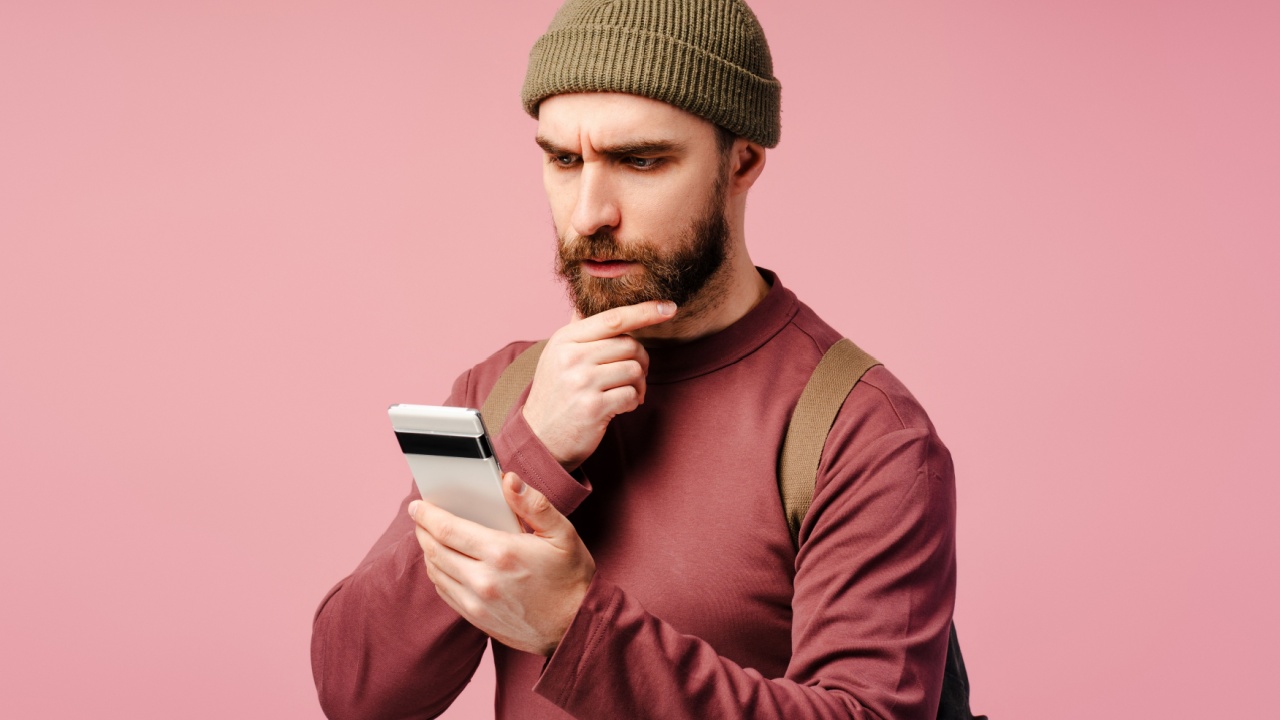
[564,344,586,365]
[528,494,553,516]
[624,359,644,380]
[582,394,606,418]
[602,309,624,331]
[472,577,499,602]
[490,546,515,571]
[462,596,488,621]
[620,386,640,406]
[433,522,454,546]
[565,366,590,390]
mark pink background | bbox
[2,1,1277,718]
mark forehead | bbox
[537,92,715,149]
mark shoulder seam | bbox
[854,370,910,432]
[788,321,828,359]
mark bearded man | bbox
[312,1,960,718]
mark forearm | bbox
[311,497,489,720]
[535,426,956,720]
[534,578,885,720]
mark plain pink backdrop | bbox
[2,1,1277,718]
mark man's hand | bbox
[408,471,595,657]
[523,300,677,471]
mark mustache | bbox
[558,230,645,264]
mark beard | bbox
[555,177,731,319]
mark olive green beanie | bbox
[521,0,782,147]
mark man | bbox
[312,1,957,718]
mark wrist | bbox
[521,406,582,471]
[544,568,595,657]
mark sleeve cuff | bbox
[533,574,624,708]
[493,404,592,517]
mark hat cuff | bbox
[521,25,781,148]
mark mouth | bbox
[581,258,640,279]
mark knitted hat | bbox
[521,0,782,148]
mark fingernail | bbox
[510,474,527,495]
[657,301,676,316]
[408,500,420,516]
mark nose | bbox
[570,164,621,238]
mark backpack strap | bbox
[780,338,984,720]
[479,340,548,437]
[778,338,881,547]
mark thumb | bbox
[502,472,569,539]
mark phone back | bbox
[388,404,522,534]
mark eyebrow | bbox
[535,136,686,157]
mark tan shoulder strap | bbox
[778,338,881,547]
[480,340,548,437]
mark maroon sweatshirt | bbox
[312,271,957,720]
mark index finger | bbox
[566,300,677,342]
[409,499,499,561]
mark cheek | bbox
[627,178,707,231]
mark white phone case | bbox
[388,404,522,534]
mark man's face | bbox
[537,93,732,318]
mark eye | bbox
[624,157,661,170]
[548,154,580,168]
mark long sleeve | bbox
[312,277,962,720]
[530,382,957,720]
[311,342,592,719]
[311,483,488,719]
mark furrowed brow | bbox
[536,136,574,155]
[597,140,684,157]
[534,136,684,158]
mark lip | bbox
[581,259,639,279]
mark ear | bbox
[727,139,767,196]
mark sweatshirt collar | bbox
[644,268,798,384]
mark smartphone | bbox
[388,404,523,534]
